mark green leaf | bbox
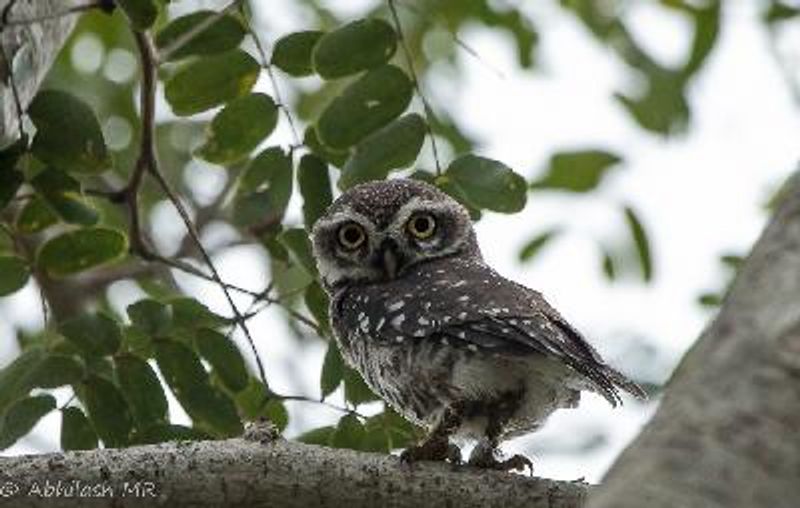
[445,154,527,213]
[343,368,379,406]
[195,328,249,393]
[31,169,98,226]
[298,154,333,230]
[116,0,158,30]
[272,31,324,77]
[330,414,365,449]
[363,409,418,452]
[305,282,330,336]
[518,229,559,263]
[61,407,98,450]
[316,65,413,150]
[155,340,242,437]
[624,205,654,282]
[165,50,260,116]
[313,19,397,79]
[234,378,271,420]
[0,394,56,450]
[412,170,482,220]
[698,292,722,307]
[60,312,122,357]
[296,425,335,446]
[16,196,58,234]
[339,113,426,190]
[531,149,622,193]
[304,127,348,168]
[132,423,209,444]
[114,354,168,428]
[0,349,45,414]
[29,354,84,388]
[170,298,230,330]
[320,343,344,399]
[28,90,110,174]
[156,10,246,61]
[196,93,278,165]
[0,255,29,296]
[38,227,127,278]
[239,146,293,220]
[0,169,23,213]
[277,228,317,278]
[601,249,617,281]
[765,1,800,23]
[81,375,133,447]
[264,399,289,432]
[127,299,172,337]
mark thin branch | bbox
[157,0,244,63]
[0,0,103,29]
[242,2,302,147]
[130,31,273,402]
[387,0,443,176]
[273,393,367,419]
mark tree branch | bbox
[589,171,800,508]
[0,437,589,508]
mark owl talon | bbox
[400,438,461,466]
[468,443,533,475]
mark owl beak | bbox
[378,240,400,280]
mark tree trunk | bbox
[0,0,83,146]
[588,172,800,508]
[0,436,589,508]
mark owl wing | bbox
[436,305,646,406]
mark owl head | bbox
[311,179,480,290]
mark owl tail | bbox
[587,363,648,407]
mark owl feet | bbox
[467,441,533,475]
[400,438,462,466]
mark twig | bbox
[242,2,302,147]
[273,393,367,419]
[131,31,271,398]
[0,0,103,29]
[157,0,244,63]
[387,0,443,176]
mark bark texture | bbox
[588,173,800,508]
[0,436,589,507]
[0,0,82,145]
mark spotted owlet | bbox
[311,179,645,471]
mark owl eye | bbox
[407,213,437,240]
[337,223,366,249]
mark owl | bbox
[311,179,645,471]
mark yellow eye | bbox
[407,213,437,239]
[337,223,366,249]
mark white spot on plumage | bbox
[376,317,386,329]
[457,295,470,302]
[395,336,404,343]
[467,344,478,352]
[458,312,468,320]
[387,300,405,311]
[453,280,466,288]
[418,317,430,325]
[391,313,405,328]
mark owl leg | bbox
[400,404,463,465]
[467,392,533,475]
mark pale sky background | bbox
[1,0,799,482]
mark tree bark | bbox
[0,0,83,146]
[588,172,800,508]
[0,436,589,507]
